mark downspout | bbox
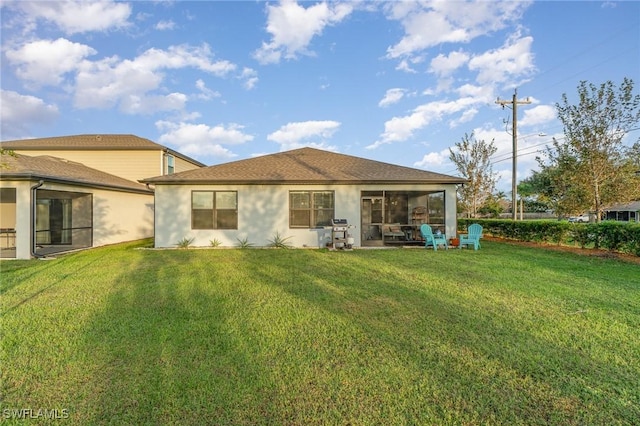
[30,180,45,259]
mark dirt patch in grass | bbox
[485,236,640,265]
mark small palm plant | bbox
[210,238,222,248]
[236,237,254,249]
[268,231,293,249]
[176,237,194,249]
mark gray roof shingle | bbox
[141,147,466,185]
[1,153,153,194]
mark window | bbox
[166,155,175,174]
[289,191,334,228]
[192,191,237,229]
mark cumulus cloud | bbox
[239,67,259,90]
[429,50,469,77]
[5,38,96,86]
[519,105,557,127]
[1,90,59,139]
[468,32,535,85]
[73,43,236,113]
[385,1,531,59]
[267,120,340,151]
[195,79,221,100]
[413,149,451,170]
[368,97,479,149]
[253,0,353,64]
[156,121,254,159]
[155,20,176,31]
[11,0,132,35]
[378,88,406,107]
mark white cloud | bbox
[156,121,254,159]
[468,32,535,85]
[395,59,417,74]
[155,20,176,31]
[13,0,132,35]
[369,97,479,149]
[239,68,259,90]
[385,1,531,59]
[519,105,556,127]
[195,79,221,100]
[449,108,478,128]
[413,150,451,170]
[267,120,340,151]
[120,93,188,115]
[1,90,59,139]
[74,44,236,113]
[429,50,469,77]
[5,38,96,86]
[253,0,353,64]
[378,88,406,107]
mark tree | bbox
[539,78,640,221]
[449,133,498,218]
[478,191,505,218]
[1,149,15,169]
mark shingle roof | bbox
[0,134,205,167]
[605,201,640,211]
[140,147,467,185]
[1,153,153,194]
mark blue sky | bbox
[1,1,638,190]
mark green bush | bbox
[459,218,639,256]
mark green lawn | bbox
[1,240,639,425]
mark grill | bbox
[331,219,354,250]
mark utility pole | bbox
[496,89,531,220]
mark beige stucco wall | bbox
[153,183,459,249]
[0,179,154,259]
[11,150,161,183]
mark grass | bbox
[1,240,639,425]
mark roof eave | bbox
[141,178,467,185]
[1,173,154,195]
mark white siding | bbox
[154,183,459,248]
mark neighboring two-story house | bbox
[0,134,205,259]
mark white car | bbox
[568,214,589,223]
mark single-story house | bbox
[0,134,205,182]
[1,153,154,259]
[604,201,640,222]
[141,147,467,249]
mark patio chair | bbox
[383,224,406,241]
[420,224,448,251]
[459,223,482,250]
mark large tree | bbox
[449,133,498,218]
[539,78,640,221]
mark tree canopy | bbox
[537,78,640,220]
[449,132,498,218]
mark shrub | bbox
[268,232,293,249]
[236,237,254,249]
[176,237,195,249]
[458,218,639,256]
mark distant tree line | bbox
[450,78,640,221]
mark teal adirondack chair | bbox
[420,224,448,251]
[459,223,482,250]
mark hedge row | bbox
[458,218,640,256]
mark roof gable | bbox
[141,147,466,184]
